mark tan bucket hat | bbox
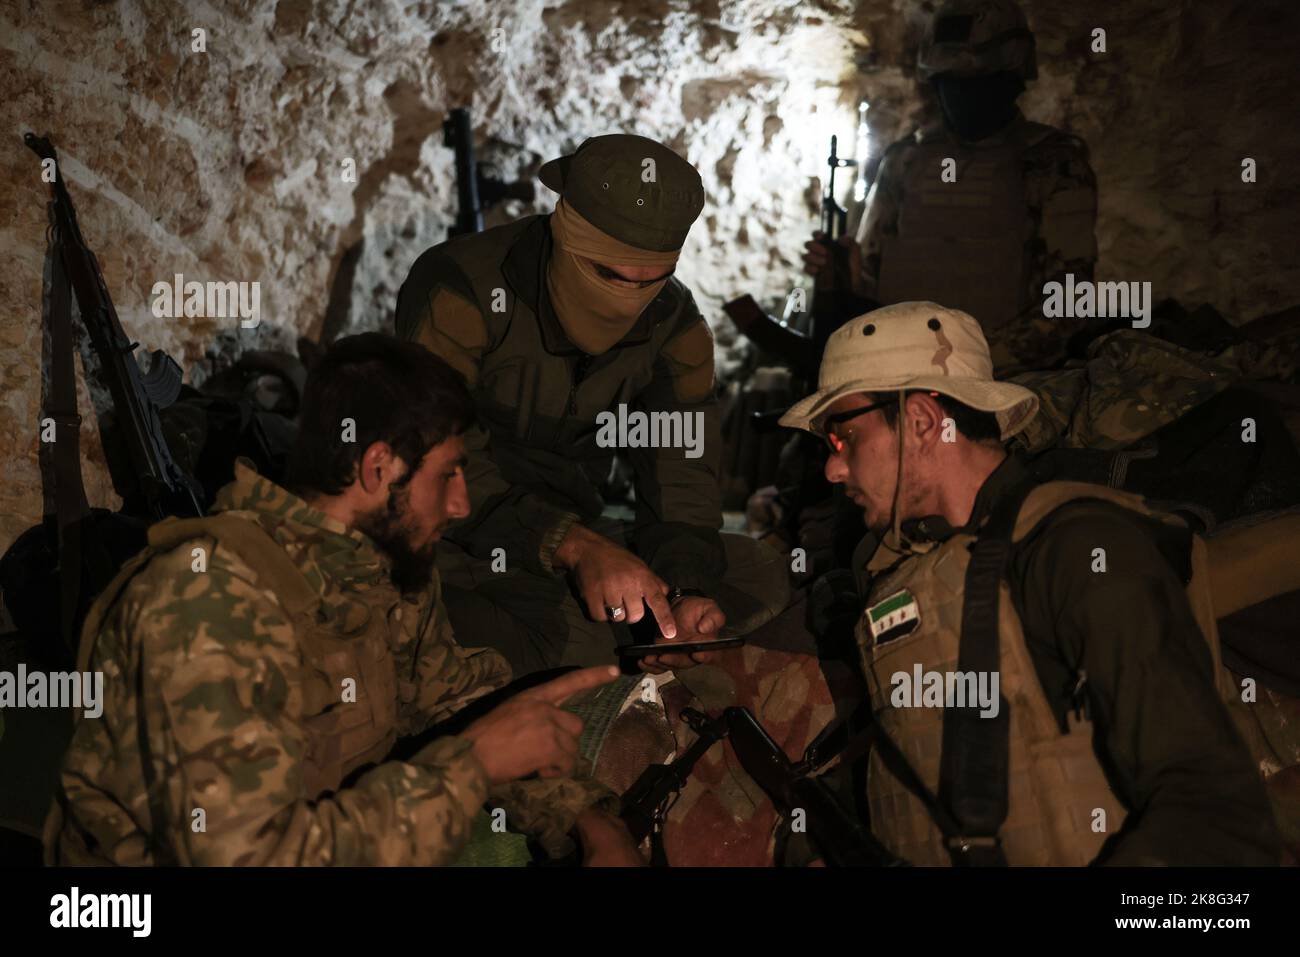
[779,301,1039,441]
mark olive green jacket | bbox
[396,215,724,591]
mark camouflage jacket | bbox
[855,112,1100,375]
[46,460,607,866]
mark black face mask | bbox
[933,72,1024,141]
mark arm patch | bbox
[412,288,489,386]
[661,319,715,404]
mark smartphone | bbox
[616,636,745,658]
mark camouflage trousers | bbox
[437,523,792,677]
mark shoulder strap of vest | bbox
[77,514,318,673]
[146,514,319,618]
[937,470,1043,866]
[80,513,318,863]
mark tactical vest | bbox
[856,480,1233,866]
[876,123,1051,332]
[77,515,400,809]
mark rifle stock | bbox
[619,702,904,866]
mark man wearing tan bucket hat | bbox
[397,133,789,675]
[782,301,1278,865]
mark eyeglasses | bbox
[818,392,940,454]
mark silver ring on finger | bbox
[605,604,626,621]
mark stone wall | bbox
[1,0,1297,556]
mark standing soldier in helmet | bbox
[805,0,1101,376]
[397,134,790,676]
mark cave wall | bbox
[1,0,1297,558]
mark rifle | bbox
[724,706,906,867]
[725,135,876,390]
[723,294,821,382]
[443,107,535,238]
[619,704,906,866]
[23,132,203,645]
[819,134,856,247]
[620,707,728,863]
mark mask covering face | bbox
[546,199,680,355]
[933,71,1024,141]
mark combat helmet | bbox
[917,0,1037,81]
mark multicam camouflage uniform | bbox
[862,0,1298,441]
[855,0,1101,377]
[856,115,1099,378]
[1008,329,1252,453]
[45,459,611,866]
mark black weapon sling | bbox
[802,698,963,860]
[47,240,87,654]
[45,222,117,653]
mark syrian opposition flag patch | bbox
[866,589,921,645]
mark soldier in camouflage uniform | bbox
[805,0,1101,377]
[44,334,640,866]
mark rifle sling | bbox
[808,704,964,847]
[47,244,96,653]
[47,238,121,652]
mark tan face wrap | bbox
[546,199,680,355]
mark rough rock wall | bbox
[1,0,1297,557]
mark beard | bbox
[355,482,437,595]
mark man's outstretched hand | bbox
[554,524,677,638]
[461,665,621,785]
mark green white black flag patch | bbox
[866,589,921,645]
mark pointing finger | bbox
[644,590,677,641]
[523,665,622,706]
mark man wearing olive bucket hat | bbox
[397,133,790,676]
[781,301,1278,866]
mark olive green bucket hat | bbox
[539,133,705,251]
